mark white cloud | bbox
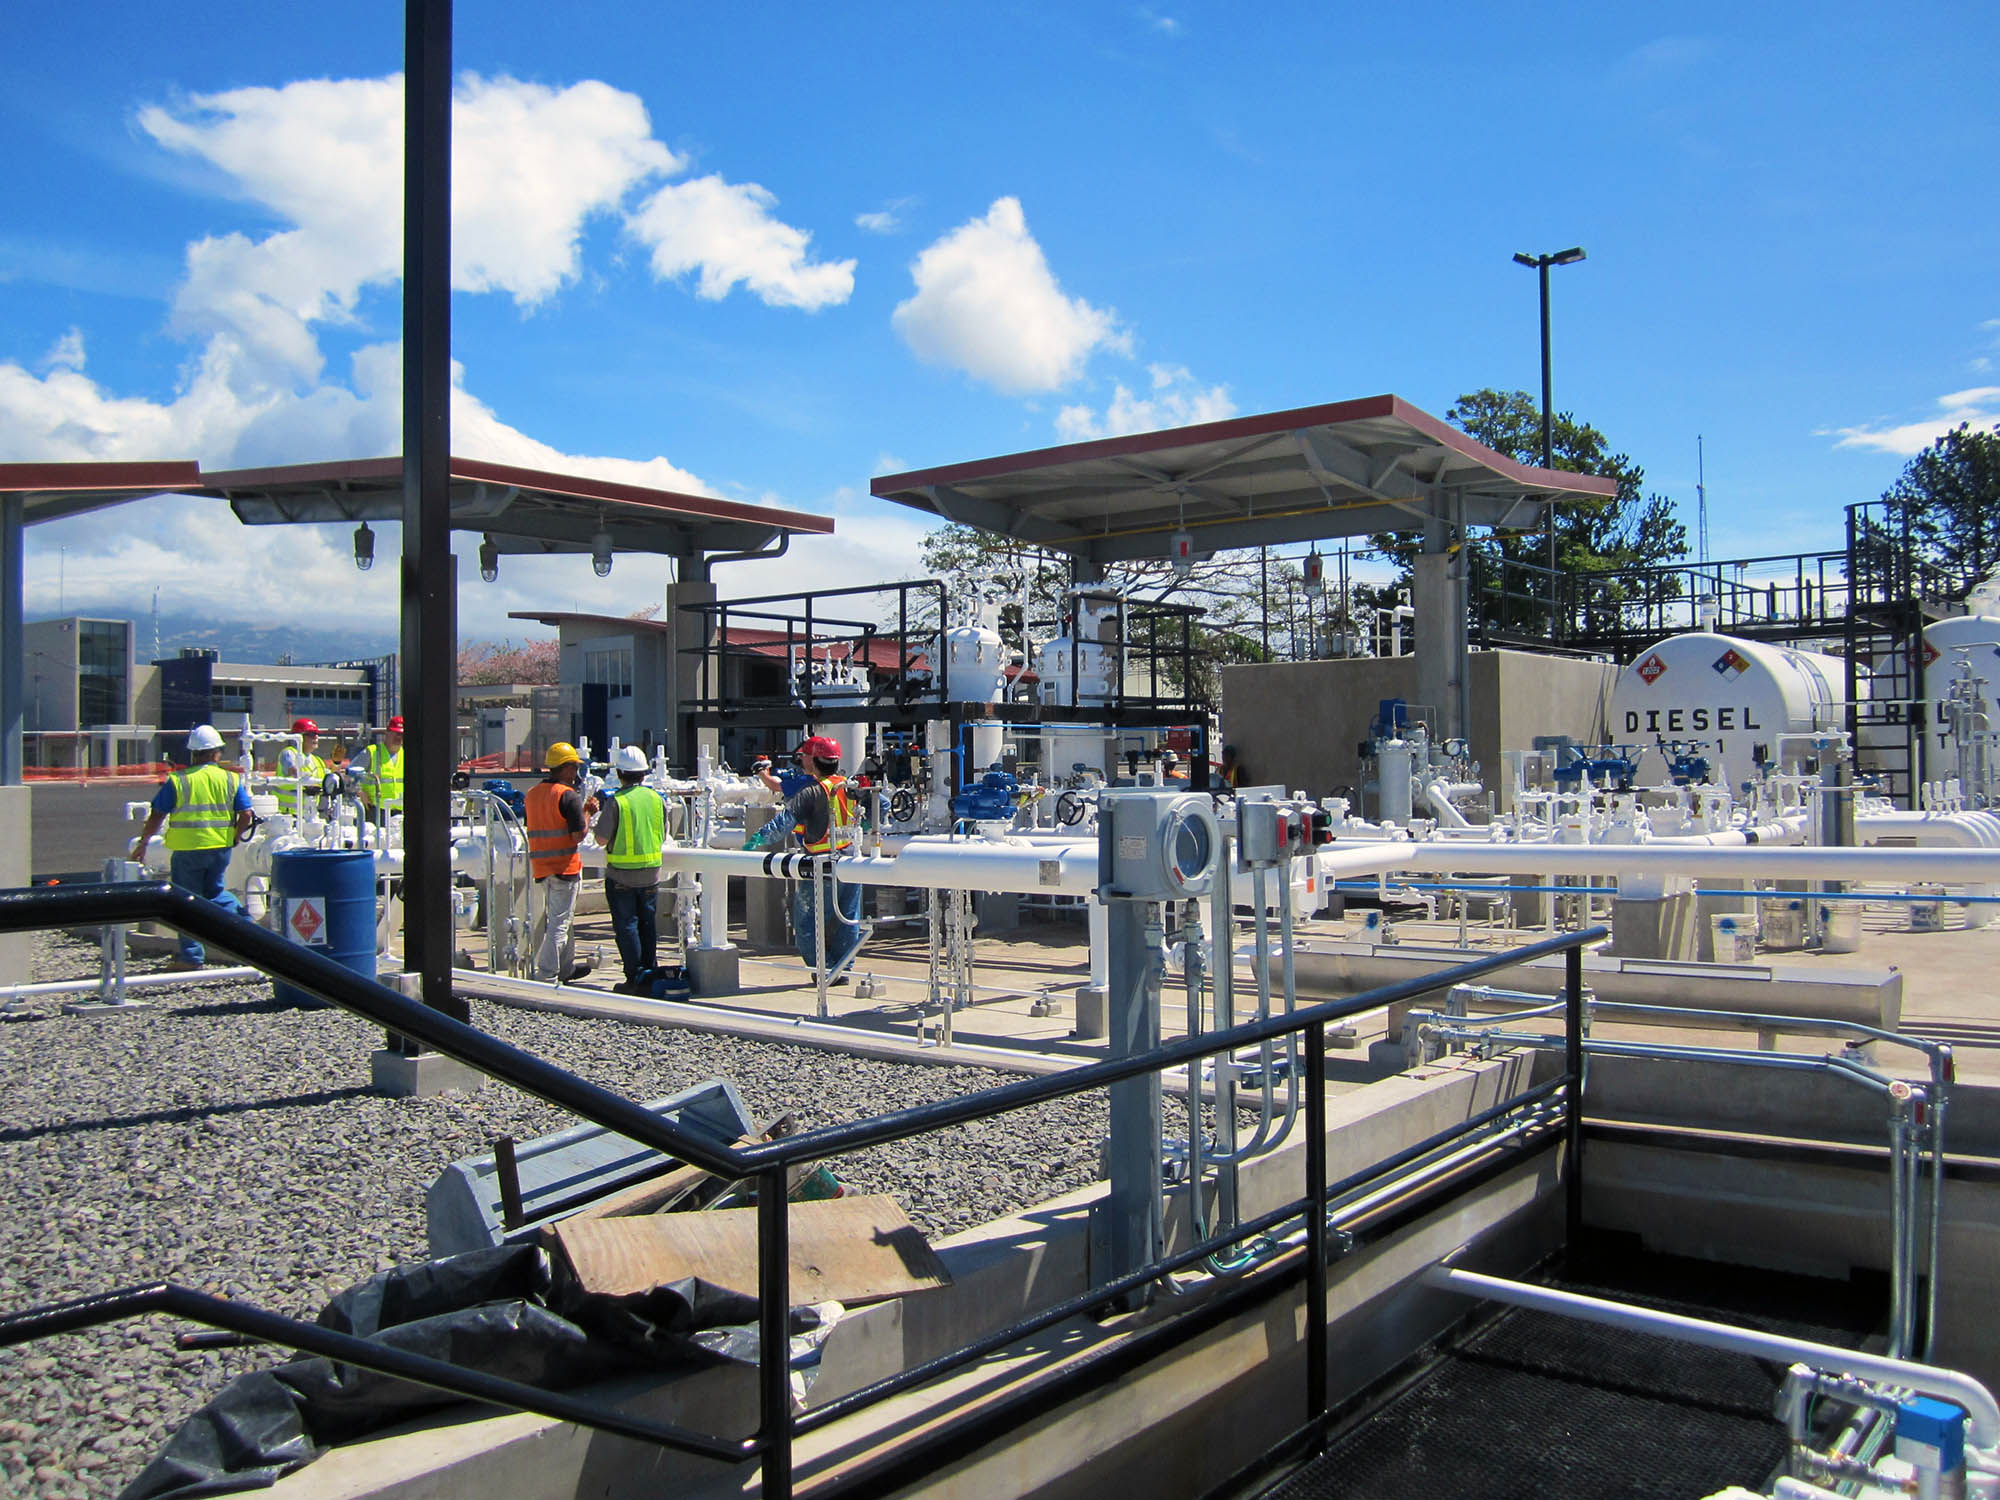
[1055,363,1236,441]
[4,68,851,637]
[628,175,855,310]
[855,197,916,234]
[41,328,86,374]
[137,73,683,392]
[1831,387,2000,456]
[892,197,1126,394]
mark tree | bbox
[1370,389,1688,635]
[457,637,560,685]
[918,523,1383,701]
[1882,422,2000,595]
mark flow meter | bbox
[1098,791,1221,900]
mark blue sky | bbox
[4,1,1995,645]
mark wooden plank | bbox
[563,1113,796,1223]
[549,1195,953,1306]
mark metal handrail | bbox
[0,881,1604,1496]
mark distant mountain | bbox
[35,611,399,667]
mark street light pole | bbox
[1513,246,1586,637]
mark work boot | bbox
[560,958,595,984]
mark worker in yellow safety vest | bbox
[132,724,255,970]
[747,734,865,981]
[525,741,600,983]
[594,744,667,993]
[276,718,331,816]
[352,715,405,822]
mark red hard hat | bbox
[794,735,843,761]
[291,718,319,734]
[386,716,406,733]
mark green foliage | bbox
[1882,422,2000,592]
[1370,388,1688,634]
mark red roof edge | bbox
[870,393,1618,500]
[197,454,837,534]
[0,460,203,494]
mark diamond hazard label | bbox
[1636,653,1668,685]
[1922,639,1940,665]
[1712,648,1750,680]
[287,896,327,946]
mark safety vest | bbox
[606,785,666,869]
[276,751,329,814]
[525,779,584,878]
[163,763,243,852]
[357,743,404,810]
[798,774,857,855]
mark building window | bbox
[286,687,365,721]
[582,647,633,699]
[213,685,255,715]
[75,621,128,727]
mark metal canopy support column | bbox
[2,495,22,784]
[1411,501,1469,742]
[397,0,466,1030]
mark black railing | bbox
[678,580,952,720]
[1474,500,1975,666]
[0,881,1601,1496]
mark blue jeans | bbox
[605,881,658,985]
[792,871,863,976]
[168,847,243,964]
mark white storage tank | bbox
[1037,592,1121,708]
[1920,614,2000,769]
[807,669,872,770]
[943,595,1009,706]
[1608,632,1849,792]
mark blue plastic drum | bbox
[270,848,378,1007]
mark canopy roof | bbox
[871,394,1617,567]
[200,455,832,561]
[0,461,203,524]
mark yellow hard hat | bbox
[546,741,582,769]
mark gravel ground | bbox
[0,931,1119,1500]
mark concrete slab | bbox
[58,999,154,1017]
[370,1048,487,1098]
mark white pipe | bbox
[1372,838,2000,884]
[1424,1266,2000,1447]
[1,966,261,1002]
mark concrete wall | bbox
[0,785,30,983]
[1220,650,1620,812]
[21,618,80,732]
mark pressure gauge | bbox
[1098,790,1221,900]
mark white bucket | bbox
[1759,897,1807,951]
[1817,900,1863,953]
[1711,913,1757,964]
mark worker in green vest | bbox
[352,714,405,823]
[132,724,256,970]
[276,717,331,818]
[594,744,668,993]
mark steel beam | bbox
[1,495,22,784]
[399,0,466,1030]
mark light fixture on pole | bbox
[1512,245,1586,635]
[478,534,499,584]
[352,521,375,571]
[591,525,614,578]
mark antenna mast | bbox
[1696,435,1709,564]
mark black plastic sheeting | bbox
[119,1243,819,1500]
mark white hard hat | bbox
[187,725,224,752]
[614,745,649,773]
